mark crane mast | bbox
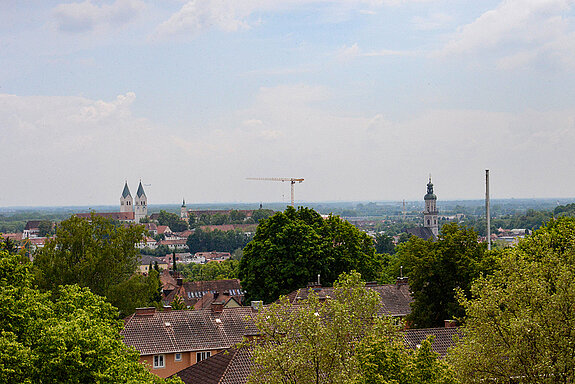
[247,177,304,207]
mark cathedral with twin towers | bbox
[120,181,148,223]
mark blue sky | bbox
[1,0,575,206]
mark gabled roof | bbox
[122,182,132,198]
[403,327,462,357]
[121,307,258,356]
[164,279,244,307]
[175,346,254,384]
[285,282,413,317]
[138,255,168,266]
[136,181,146,197]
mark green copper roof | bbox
[136,181,146,198]
[122,182,131,198]
[424,177,436,200]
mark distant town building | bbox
[77,181,148,223]
[405,177,439,241]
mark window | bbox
[175,353,182,362]
[153,354,165,369]
[196,351,211,362]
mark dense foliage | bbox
[248,272,456,384]
[179,259,239,281]
[392,223,494,328]
[33,214,161,317]
[156,210,188,232]
[0,251,181,384]
[239,206,384,303]
[186,228,252,254]
[449,217,575,383]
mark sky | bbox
[1,0,575,207]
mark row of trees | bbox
[0,250,180,383]
[247,214,575,383]
[186,228,252,254]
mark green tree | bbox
[0,250,181,384]
[248,272,455,384]
[374,232,395,254]
[157,210,188,232]
[251,208,274,223]
[355,335,457,384]
[37,220,54,237]
[179,259,239,281]
[239,207,384,303]
[33,214,160,316]
[449,217,575,384]
[393,223,492,328]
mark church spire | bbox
[136,180,146,198]
[121,181,132,198]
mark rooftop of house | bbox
[174,346,254,384]
[121,306,259,356]
[163,279,244,308]
[138,255,168,266]
[285,280,413,317]
[403,325,462,358]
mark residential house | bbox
[121,306,259,378]
[138,255,169,274]
[163,279,245,308]
[285,278,413,318]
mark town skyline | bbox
[1,1,574,206]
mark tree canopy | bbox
[449,217,575,384]
[157,210,188,232]
[392,222,493,328]
[238,206,384,303]
[33,214,161,317]
[0,250,180,384]
[248,271,456,384]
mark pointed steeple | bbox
[136,181,146,198]
[182,198,186,207]
[122,181,132,198]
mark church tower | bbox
[180,199,187,220]
[120,182,133,213]
[423,176,438,237]
[134,181,147,223]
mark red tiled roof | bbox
[1,233,23,241]
[157,225,171,234]
[164,279,244,308]
[121,307,258,356]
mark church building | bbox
[405,177,439,241]
[120,181,148,223]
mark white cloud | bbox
[337,43,415,61]
[411,12,452,30]
[153,0,440,39]
[438,0,575,71]
[53,0,146,33]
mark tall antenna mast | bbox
[486,169,491,250]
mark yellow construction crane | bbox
[247,177,304,207]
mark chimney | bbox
[251,301,263,311]
[176,278,183,286]
[135,307,156,316]
[211,302,224,313]
[396,277,409,285]
[163,305,172,312]
[444,319,457,328]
